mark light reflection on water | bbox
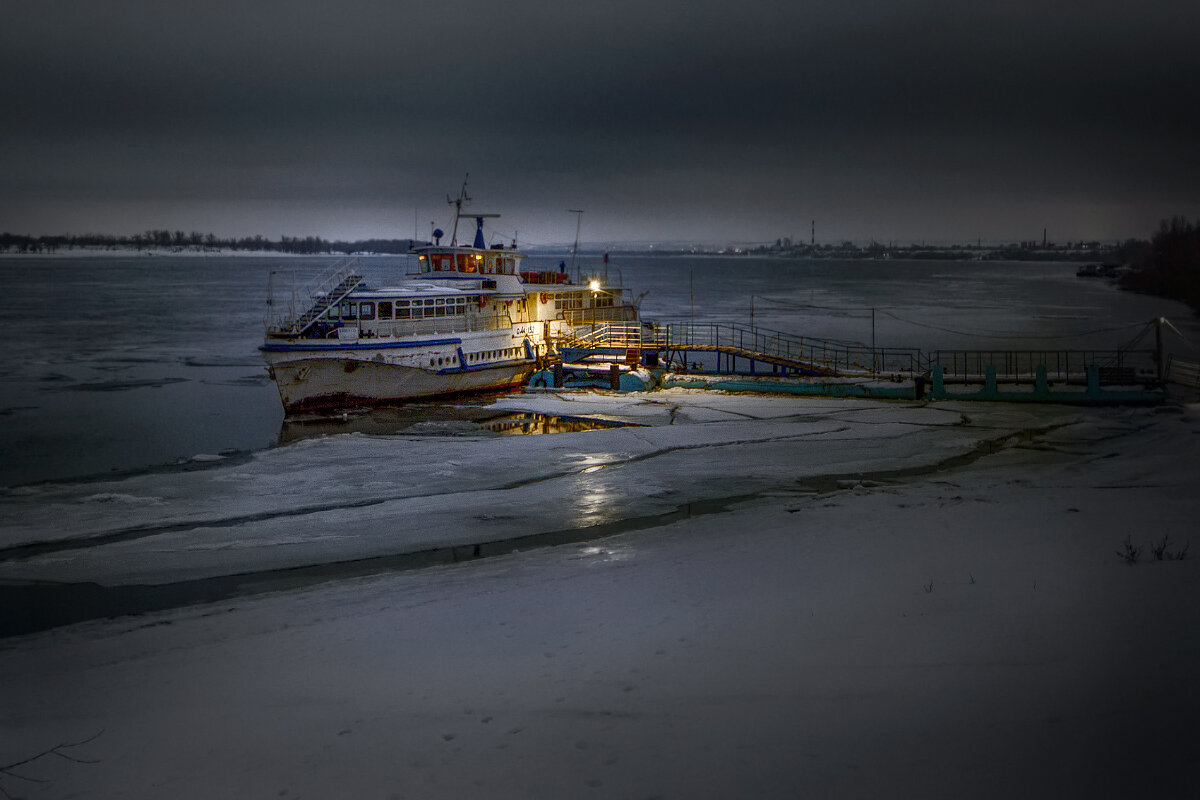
[277,405,629,445]
[567,455,622,525]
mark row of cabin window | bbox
[427,347,522,368]
[551,291,615,310]
[329,297,471,321]
[426,254,513,273]
[554,292,585,310]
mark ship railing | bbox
[563,321,650,350]
[267,257,363,334]
[562,306,640,325]
[290,313,522,341]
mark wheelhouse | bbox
[412,245,522,276]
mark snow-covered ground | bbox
[2,391,1198,798]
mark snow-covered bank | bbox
[2,393,1199,798]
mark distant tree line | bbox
[1119,217,1200,311]
[750,237,1120,262]
[0,230,426,255]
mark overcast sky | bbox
[2,1,1198,246]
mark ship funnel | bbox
[473,217,486,249]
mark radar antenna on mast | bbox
[446,174,500,247]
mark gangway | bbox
[659,323,922,377]
[267,257,364,336]
[559,321,921,377]
[544,318,1166,404]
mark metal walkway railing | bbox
[562,322,921,376]
[930,348,1157,384]
[661,323,922,375]
[561,320,1161,386]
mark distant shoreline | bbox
[0,245,1116,264]
[0,247,406,259]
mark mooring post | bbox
[609,364,620,390]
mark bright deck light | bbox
[589,280,600,291]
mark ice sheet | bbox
[1,397,1198,798]
[1,392,1081,585]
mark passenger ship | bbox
[261,201,639,412]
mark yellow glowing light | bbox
[589,280,601,291]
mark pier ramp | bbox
[533,320,1169,405]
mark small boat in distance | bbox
[261,183,640,412]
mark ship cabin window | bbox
[396,299,410,319]
[435,298,446,317]
[377,301,392,320]
[595,295,614,309]
[327,305,340,320]
[428,254,452,272]
[339,301,357,320]
[555,292,583,311]
[359,302,375,320]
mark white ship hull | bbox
[266,355,535,411]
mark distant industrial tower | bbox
[811,220,815,246]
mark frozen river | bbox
[1,253,1196,486]
[2,253,1199,797]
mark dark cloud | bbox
[2,1,1198,243]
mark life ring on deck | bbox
[539,292,549,304]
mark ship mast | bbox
[447,174,471,246]
[447,174,499,248]
[568,209,584,275]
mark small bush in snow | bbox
[1151,535,1171,561]
[1116,535,1142,565]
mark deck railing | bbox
[563,306,640,325]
